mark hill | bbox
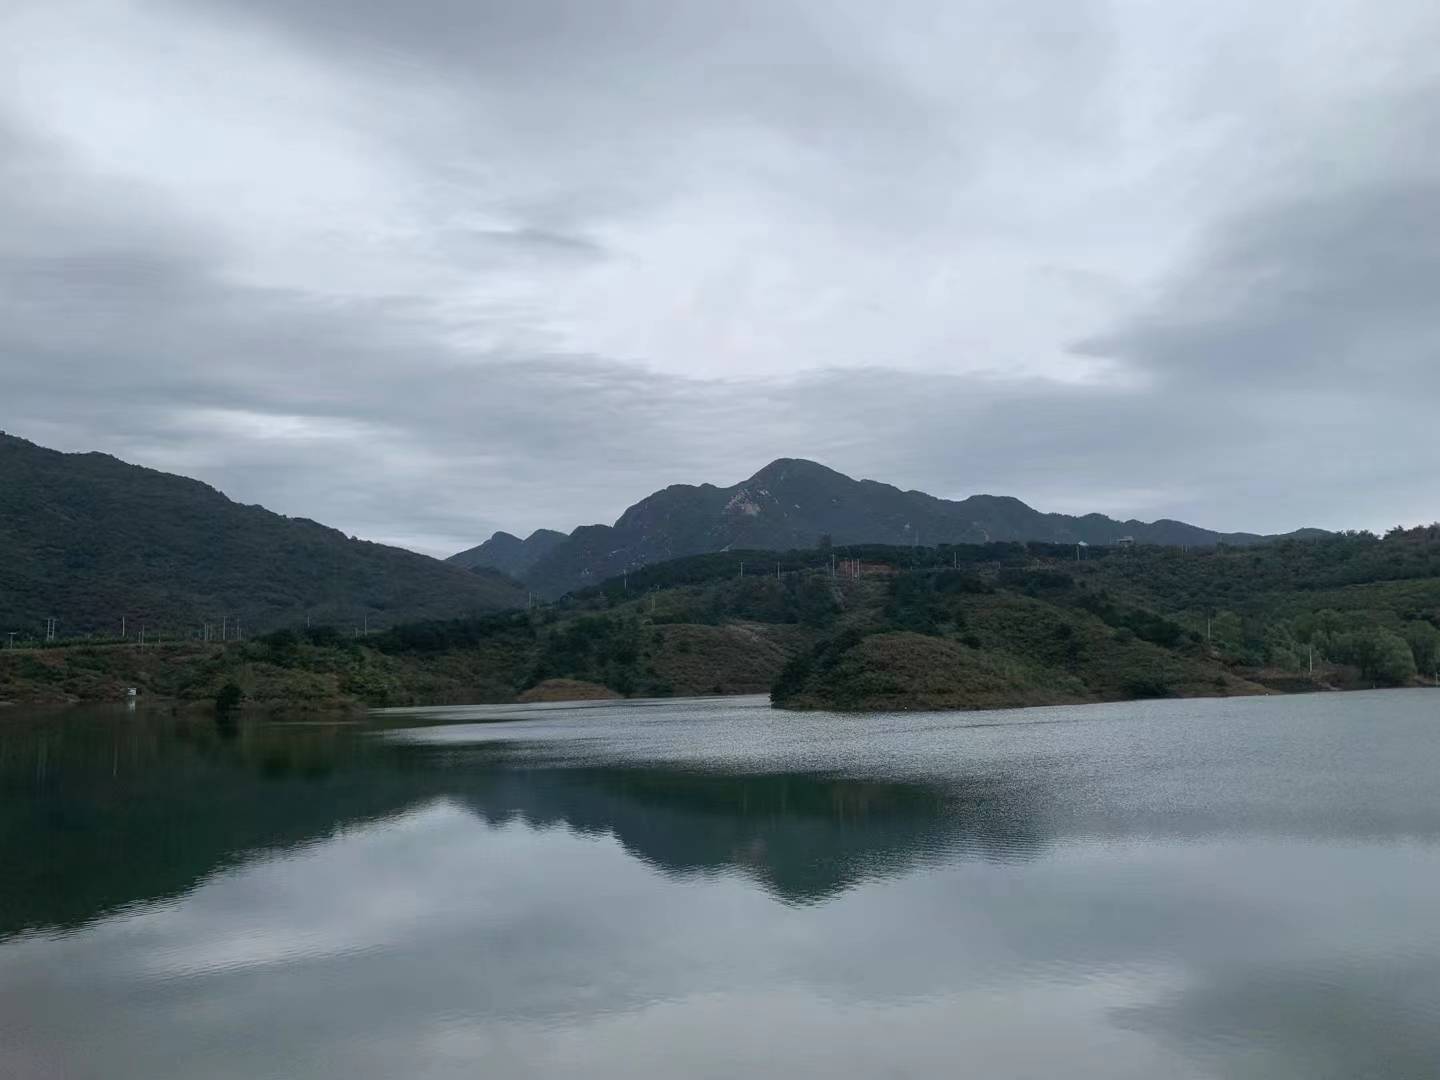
[0,433,525,639]
[8,529,1437,711]
[452,458,1326,598]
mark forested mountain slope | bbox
[0,433,524,638]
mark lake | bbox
[3,690,1440,1078]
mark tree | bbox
[1293,609,1345,644]
[797,576,840,627]
[1263,623,1302,671]
[1403,621,1440,676]
[1373,632,1418,685]
[214,681,244,712]
[1328,628,1416,685]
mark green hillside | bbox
[5,528,1438,710]
[0,433,525,639]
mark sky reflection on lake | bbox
[3,691,1440,1078]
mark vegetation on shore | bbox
[4,528,1439,712]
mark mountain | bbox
[452,458,1327,598]
[0,433,525,638]
[449,528,567,578]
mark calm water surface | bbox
[4,691,1440,1078]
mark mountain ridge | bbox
[449,528,567,578]
[452,457,1327,597]
[0,432,525,636]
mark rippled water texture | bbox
[4,690,1440,1078]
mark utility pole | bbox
[221,614,228,642]
[122,615,126,639]
[6,632,15,649]
[739,562,745,578]
[139,623,146,648]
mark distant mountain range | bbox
[0,433,524,637]
[452,458,1327,598]
[450,527,567,579]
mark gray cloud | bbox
[1079,181,1440,385]
[2,2,1439,554]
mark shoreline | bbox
[4,676,1432,717]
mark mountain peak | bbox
[448,526,567,576]
[745,458,845,485]
[450,457,1319,597]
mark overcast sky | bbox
[3,0,1437,555]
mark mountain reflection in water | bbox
[1,705,1051,939]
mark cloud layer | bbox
[2,0,1438,553]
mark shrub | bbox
[215,681,243,712]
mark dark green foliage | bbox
[797,577,841,627]
[1402,621,1440,675]
[1121,675,1175,700]
[369,612,533,655]
[1075,592,1186,648]
[885,575,940,634]
[526,614,667,696]
[214,681,243,712]
[998,567,1075,592]
[302,625,348,649]
[772,628,871,705]
[1327,628,1417,685]
[0,433,526,639]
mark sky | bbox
[2,0,1437,556]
